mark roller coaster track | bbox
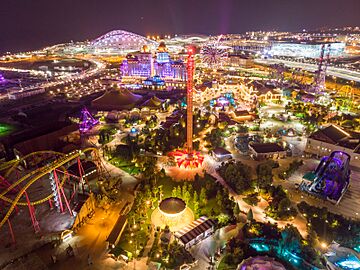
[3,150,65,179]
[0,148,98,229]
[0,160,18,172]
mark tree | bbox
[115,144,132,160]
[218,161,253,194]
[158,185,163,201]
[256,162,273,188]
[176,186,182,198]
[193,191,198,204]
[183,190,191,204]
[171,187,177,198]
[233,203,240,216]
[237,124,249,134]
[181,183,187,198]
[280,225,302,255]
[233,247,244,264]
[247,208,254,222]
[278,197,291,212]
[199,188,207,206]
[216,191,223,207]
[193,201,199,217]
[307,229,318,247]
[205,129,224,149]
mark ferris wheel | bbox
[200,36,228,68]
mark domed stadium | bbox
[91,30,158,53]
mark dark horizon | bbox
[1,0,359,53]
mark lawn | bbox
[157,176,179,197]
[109,157,141,175]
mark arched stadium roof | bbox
[91,30,158,51]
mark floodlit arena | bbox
[151,197,194,232]
[90,30,158,54]
[267,41,346,58]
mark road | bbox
[255,58,360,83]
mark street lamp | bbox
[320,242,328,249]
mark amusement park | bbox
[1,1,360,269]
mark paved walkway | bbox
[190,224,241,270]
[211,170,308,238]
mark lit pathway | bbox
[190,224,241,270]
[211,170,308,238]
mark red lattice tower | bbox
[186,46,195,156]
[169,46,204,169]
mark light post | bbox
[130,223,138,270]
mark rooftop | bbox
[212,147,232,156]
[159,197,186,215]
[237,256,286,270]
[309,125,360,150]
[175,216,216,245]
[249,143,285,153]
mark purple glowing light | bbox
[79,107,99,133]
[0,73,6,84]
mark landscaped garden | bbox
[219,220,325,270]
[298,201,360,250]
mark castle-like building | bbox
[120,43,187,90]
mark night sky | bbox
[1,0,359,53]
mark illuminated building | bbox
[198,81,283,106]
[90,30,158,54]
[211,147,232,161]
[248,143,287,160]
[143,75,165,90]
[305,125,360,168]
[268,41,345,58]
[120,42,187,89]
[175,216,216,249]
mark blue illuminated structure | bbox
[248,240,315,270]
[335,255,360,270]
[325,243,360,270]
[300,151,351,203]
[129,126,139,137]
[210,92,236,108]
[250,242,270,252]
[143,75,165,90]
[156,52,171,64]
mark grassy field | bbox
[109,157,141,175]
